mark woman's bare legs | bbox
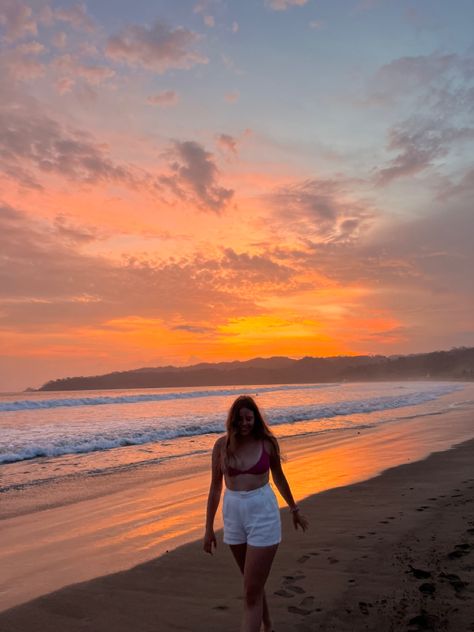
[230,543,278,632]
[229,544,273,631]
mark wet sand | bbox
[0,403,473,630]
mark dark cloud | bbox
[53,215,99,244]
[375,117,474,186]
[0,102,140,189]
[172,324,213,334]
[438,167,474,201]
[220,248,294,286]
[369,52,474,185]
[106,21,207,73]
[370,53,461,103]
[163,140,234,212]
[266,177,373,243]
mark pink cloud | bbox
[146,90,179,107]
[0,41,46,81]
[54,3,95,32]
[53,53,116,86]
[216,133,238,155]
[55,76,74,94]
[52,31,67,49]
[106,21,207,73]
[0,0,37,41]
[264,0,307,10]
[224,91,239,103]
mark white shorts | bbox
[223,483,281,547]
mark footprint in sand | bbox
[283,574,305,582]
[439,572,469,593]
[357,535,366,539]
[328,556,339,564]
[407,565,432,579]
[274,589,293,598]
[358,601,370,615]
[297,555,310,564]
[300,596,315,608]
[288,605,311,615]
[408,612,439,630]
[212,605,229,610]
[286,585,306,594]
[419,583,436,595]
[448,544,471,560]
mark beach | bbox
[1,390,473,631]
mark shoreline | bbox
[0,400,473,618]
[2,386,473,521]
[1,435,473,630]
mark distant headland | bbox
[36,347,474,392]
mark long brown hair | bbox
[224,395,280,468]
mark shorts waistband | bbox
[224,483,270,498]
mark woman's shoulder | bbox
[213,435,227,451]
[263,436,279,456]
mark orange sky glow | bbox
[0,0,473,390]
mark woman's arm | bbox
[203,438,224,554]
[269,440,308,532]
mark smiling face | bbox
[237,406,255,436]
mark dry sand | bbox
[1,422,473,630]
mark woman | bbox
[203,395,308,632]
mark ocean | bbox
[0,380,469,492]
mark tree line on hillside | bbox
[37,347,474,391]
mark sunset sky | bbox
[1,0,473,391]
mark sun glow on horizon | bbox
[0,1,473,390]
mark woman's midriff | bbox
[224,472,270,492]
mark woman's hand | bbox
[203,528,217,554]
[292,510,309,532]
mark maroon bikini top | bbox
[227,442,270,477]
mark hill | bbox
[38,347,474,391]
